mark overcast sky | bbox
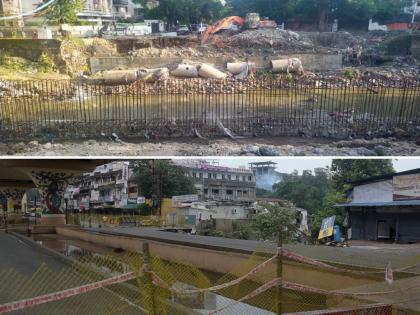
[187,158,420,174]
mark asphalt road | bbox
[87,226,420,273]
[0,231,66,276]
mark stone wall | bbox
[0,39,62,61]
[89,53,343,73]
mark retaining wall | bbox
[89,53,343,73]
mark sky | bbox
[197,158,420,174]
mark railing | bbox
[1,77,419,140]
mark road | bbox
[87,226,420,274]
[0,231,66,276]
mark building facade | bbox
[175,161,256,202]
[65,161,136,211]
[338,169,420,244]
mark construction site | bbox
[0,4,419,156]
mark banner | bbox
[318,216,336,240]
[172,195,199,207]
[393,174,420,200]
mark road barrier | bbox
[1,77,419,141]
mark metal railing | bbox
[1,77,419,141]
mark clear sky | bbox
[192,158,420,174]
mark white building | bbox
[249,161,284,192]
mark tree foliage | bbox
[140,0,227,26]
[331,159,395,191]
[272,169,330,215]
[253,202,298,241]
[226,0,411,28]
[42,0,84,24]
[133,160,195,199]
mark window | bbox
[228,174,231,180]
[243,176,246,181]
[243,190,248,195]
[192,172,196,178]
[222,174,225,180]
[227,190,233,195]
[213,173,217,179]
[212,189,219,194]
[248,176,252,181]
[204,189,208,195]
[199,173,203,179]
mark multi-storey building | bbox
[175,161,256,202]
[66,161,133,211]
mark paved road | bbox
[0,231,66,276]
[87,227,420,273]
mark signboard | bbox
[172,195,199,207]
[318,216,336,240]
[137,197,146,204]
[393,174,420,200]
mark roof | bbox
[336,200,420,207]
[249,161,278,167]
[350,168,420,186]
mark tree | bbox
[141,0,227,27]
[253,202,298,241]
[331,159,395,191]
[133,160,195,200]
[42,0,84,24]
[272,169,330,214]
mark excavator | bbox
[201,13,277,44]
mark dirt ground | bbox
[2,137,419,157]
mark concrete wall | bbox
[56,226,376,290]
[89,53,343,74]
[352,180,393,203]
[0,39,62,62]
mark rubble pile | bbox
[83,38,117,57]
[227,29,315,52]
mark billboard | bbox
[393,174,420,200]
[318,216,336,240]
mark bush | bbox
[37,52,57,73]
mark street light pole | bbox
[277,228,283,315]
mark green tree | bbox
[272,169,330,214]
[331,159,395,191]
[133,160,195,199]
[141,0,226,26]
[42,0,84,24]
[253,202,298,241]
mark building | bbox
[249,161,284,192]
[66,161,137,211]
[175,161,256,202]
[337,168,420,244]
[0,0,23,26]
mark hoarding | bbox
[393,174,420,200]
[318,215,336,240]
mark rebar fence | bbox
[1,77,419,141]
[2,231,420,315]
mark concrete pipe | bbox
[198,64,227,79]
[138,68,170,82]
[271,58,304,73]
[227,62,248,75]
[92,70,139,86]
[171,64,199,78]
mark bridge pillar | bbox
[28,170,75,226]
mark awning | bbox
[336,200,420,207]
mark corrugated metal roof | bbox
[336,200,420,207]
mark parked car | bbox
[176,25,191,35]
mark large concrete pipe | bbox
[88,70,139,85]
[198,64,227,79]
[171,64,199,78]
[271,58,304,74]
[138,68,170,82]
[227,62,249,75]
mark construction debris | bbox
[171,64,199,78]
[271,58,304,74]
[198,64,227,79]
